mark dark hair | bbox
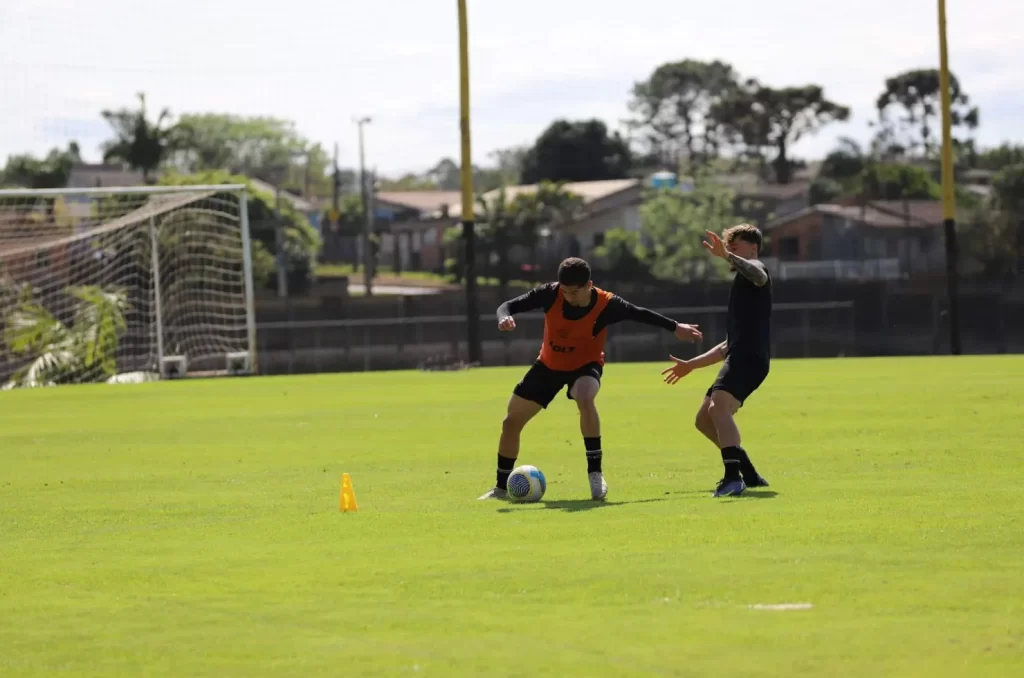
[723,223,763,253]
[557,257,591,287]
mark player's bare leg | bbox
[708,390,767,495]
[571,376,607,500]
[694,397,719,447]
[479,395,542,500]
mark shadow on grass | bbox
[497,497,669,514]
[721,490,779,501]
[664,490,779,500]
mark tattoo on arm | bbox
[726,253,768,287]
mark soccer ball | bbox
[507,465,546,503]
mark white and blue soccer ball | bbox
[507,465,546,503]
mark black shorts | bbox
[706,355,769,407]
[513,360,603,409]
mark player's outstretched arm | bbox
[597,296,702,341]
[690,340,729,368]
[661,340,727,385]
[496,283,557,331]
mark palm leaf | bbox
[9,341,79,388]
[2,284,129,388]
[3,299,68,355]
[68,285,128,375]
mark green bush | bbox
[159,171,321,295]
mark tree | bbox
[593,229,650,281]
[809,177,844,205]
[447,182,583,291]
[487,146,529,185]
[101,93,178,182]
[854,163,940,200]
[474,187,515,296]
[510,181,585,270]
[0,142,82,189]
[479,182,583,295]
[3,284,128,388]
[820,137,868,183]
[377,173,437,191]
[378,151,522,194]
[158,171,321,294]
[627,59,739,168]
[989,163,1024,274]
[425,158,461,190]
[713,82,850,184]
[974,144,1024,172]
[171,114,333,197]
[639,174,738,282]
[520,119,632,184]
[874,68,979,159]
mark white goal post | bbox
[0,184,258,388]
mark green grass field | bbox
[2,356,1023,676]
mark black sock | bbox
[496,454,516,490]
[720,446,743,481]
[584,436,602,474]
[737,446,759,478]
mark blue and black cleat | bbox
[713,477,747,497]
[743,473,770,488]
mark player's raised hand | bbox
[661,355,694,385]
[702,229,727,259]
[674,323,702,342]
[498,315,516,332]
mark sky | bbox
[1,0,1022,178]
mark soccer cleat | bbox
[588,472,608,500]
[713,477,746,497]
[478,487,508,500]
[743,473,770,488]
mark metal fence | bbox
[254,300,857,375]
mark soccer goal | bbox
[0,185,257,389]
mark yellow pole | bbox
[937,0,961,354]
[457,0,481,362]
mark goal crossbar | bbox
[0,184,248,198]
[0,190,221,259]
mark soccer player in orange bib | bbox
[478,257,703,501]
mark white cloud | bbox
[1,0,1021,175]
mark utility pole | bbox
[332,142,340,214]
[273,182,288,298]
[354,116,373,296]
[937,0,961,354]
[368,166,378,288]
[298,147,311,199]
[457,0,481,363]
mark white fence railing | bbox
[761,258,902,281]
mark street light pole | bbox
[274,182,287,298]
[457,0,481,364]
[937,0,961,354]
[354,116,373,296]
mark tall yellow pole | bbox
[457,0,481,362]
[937,0,961,354]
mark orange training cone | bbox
[340,473,359,513]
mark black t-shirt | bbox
[496,282,678,336]
[726,271,772,361]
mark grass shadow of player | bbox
[721,490,779,501]
[496,498,669,514]
[664,490,779,500]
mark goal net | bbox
[0,185,257,388]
